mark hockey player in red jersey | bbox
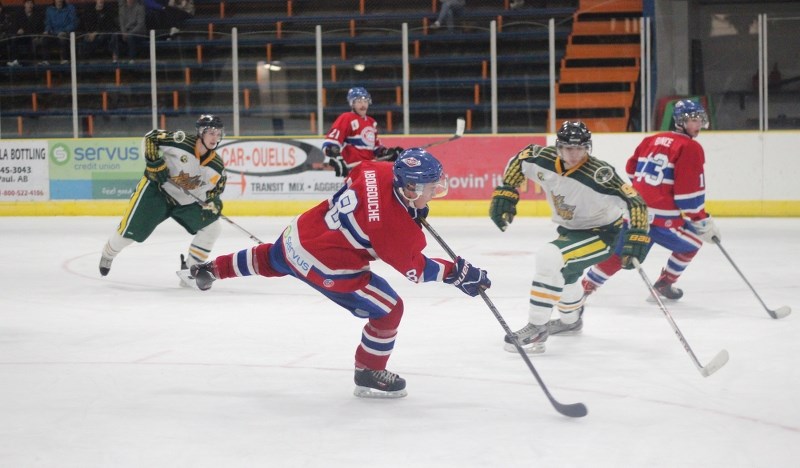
[190,149,491,398]
[568,100,721,330]
[321,87,403,177]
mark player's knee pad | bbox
[535,243,565,281]
[368,299,404,333]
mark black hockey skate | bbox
[504,322,548,354]
[190,262,217,291]
[652,279,684,301]
[99,254,113,276]
[353,368,407,398]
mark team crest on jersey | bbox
[593,166,614,184]
[537,172,545,182]
[360,126,377,146]
[551,192,576,220]
[173,170,202,189]
[180,155,189,163]
[323,279,334,288]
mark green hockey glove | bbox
[489,185,519,231]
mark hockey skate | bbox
[353,368,407,398]
[648,279,684,301]
[99,254,113,276]
[548,307,584,336]
[190,262,217,291]
[504,322,548,354]
[581,278,598,297]
[176,254,193,288]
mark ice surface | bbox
[1,216,798,467]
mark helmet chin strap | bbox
[397,186,421,203]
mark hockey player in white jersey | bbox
[99,114,227,283]
[489,121,651,353]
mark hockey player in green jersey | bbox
[489,121,650,354]
[99,114,227,284]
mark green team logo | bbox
[50,143,71,166]
[593,166,614,184]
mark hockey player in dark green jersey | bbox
[490,121,650,354]
[99,114,227,285]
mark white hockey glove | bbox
[690,216,720,243]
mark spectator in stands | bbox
[164,0,193,38]
[141,0,192,39]
[431,0,465,32]
[118,0,146,63]
[80,0,120,62]
[510,0,525,10]
[42,0,79,64]
[6,0,46,66]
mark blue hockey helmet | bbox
[347,87,372,107]
[393,148,448,200]
[672,99,709,129]
[556,121,592,155]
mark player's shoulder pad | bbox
[518,144,551,161]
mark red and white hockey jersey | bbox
[279,161,453,292]
[323,112,383,166]
[626,131,709,228]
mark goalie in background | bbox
[99,114,227,285]
[581,99,720,303]
[190,149,491,398]
[489,121,650,354]
[321,86,403,177]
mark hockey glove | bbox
[620,229,652,269]
[201,198,222,217]
[407,205,429,225]
[689,216,721,243]
[323,145,349,177]
[444,257,491,297]
[145,157,170,184]
[376,146,404,162]
[489,185,520,231]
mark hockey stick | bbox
[632,258,729,377]
[419,118,466,150]
[419,218,587,418]
[166,179,264,245]
[712,236,791,319]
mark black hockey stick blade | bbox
[504,328,588,417]
[712,237,791,319]
[420,218,587,417]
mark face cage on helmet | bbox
[676,111,709,129]
[556,140,592,157]
[350,96,372,107]
[402,177,449,202]
[198,126,225,139]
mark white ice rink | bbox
[1,216,798,467]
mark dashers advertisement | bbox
[0,140,49,201]
[2,135,548,202]
[48,139,143,200]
